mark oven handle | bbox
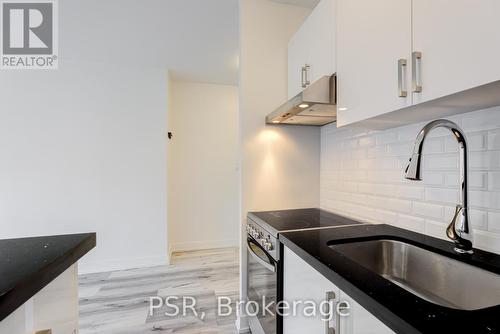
[246,237,276,273]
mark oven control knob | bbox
[265,242,274,251]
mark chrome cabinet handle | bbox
[304,64,311,87]
[301,66,306,88]
[412,51,422,93]
[325,291,336,334]
[337,301,350,334]
[398,59,408,97]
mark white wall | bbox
[168,81,239,253]
[238,0,319,330]
[321,106,500,255]
[0,61,169,273]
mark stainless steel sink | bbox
[330,239,500,310]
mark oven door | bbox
[247,236,278,334]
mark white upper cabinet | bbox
[288,0,336,99]
[337,0,500,128]
[336,0,412,126]
[412,0,500,105]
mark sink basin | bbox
[329,239,500,310]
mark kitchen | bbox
[1,0,500,333]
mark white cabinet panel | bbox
[302,0,336,86]
[339,291,395,334]
[288,0,336,98]
[412,0,500,105]
[33,265,79,334]
[283,247,339,334]
[283,247,395,334]
[288,27,311,98]
[336,0,412,126]
[0,265,79,334]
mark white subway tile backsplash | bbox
[468,132,488,151]
[384,198,412,214]
[488,129,500,150]
[422,138,444,154]
[488,171,500,191]
[425,187,459,204]
[471,209,488,230]
[470,172,488,189]
[351,148,367,160]
[396,215,425,232]
[473,230,500,254]
[469,151,500,169]
[321,108,500,254]
[371,209,398,225]
[424,154,458,170]
[366,146,387,159]
[358,136,375,147]
[420,172,445,186]
[424,220,447,240]
[397,124,421,141]
[488,211,500,233]
[445,131,487,152]
[412,201,444,220]
[386,142,413,157]
[398,186,425,200]
[375,132,398,145]
[444,137,459,153]
[445,171,487,189]
[461,106,500,132]
[469,191,500,209]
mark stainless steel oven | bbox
[246,209,362,334]
[246,218,282,334]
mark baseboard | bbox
[78,255,169,275]
[169,239,239,253]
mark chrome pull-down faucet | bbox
[405,119,474,254]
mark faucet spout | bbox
[405,119,473,254]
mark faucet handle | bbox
[447,205,473,254]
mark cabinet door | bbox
[288,28,310,98]
[288,0,336,99]
[336,0,412,126]
[412,0,500,105]
[283,247,340,334]
[302,0,336,86]
[0,265,78,334]
[339,291,395,334]
[33,265,79,334]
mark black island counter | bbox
[0,233,96,332]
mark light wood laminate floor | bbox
[79,248,240,334]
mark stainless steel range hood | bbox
[266,74,336,126]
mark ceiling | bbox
[62,0,239,85]
[269,0,320,8]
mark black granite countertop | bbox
[0,233,96,321]
[280,224,500,334]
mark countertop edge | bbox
[0,233,96,322]
[279,233,420,334]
